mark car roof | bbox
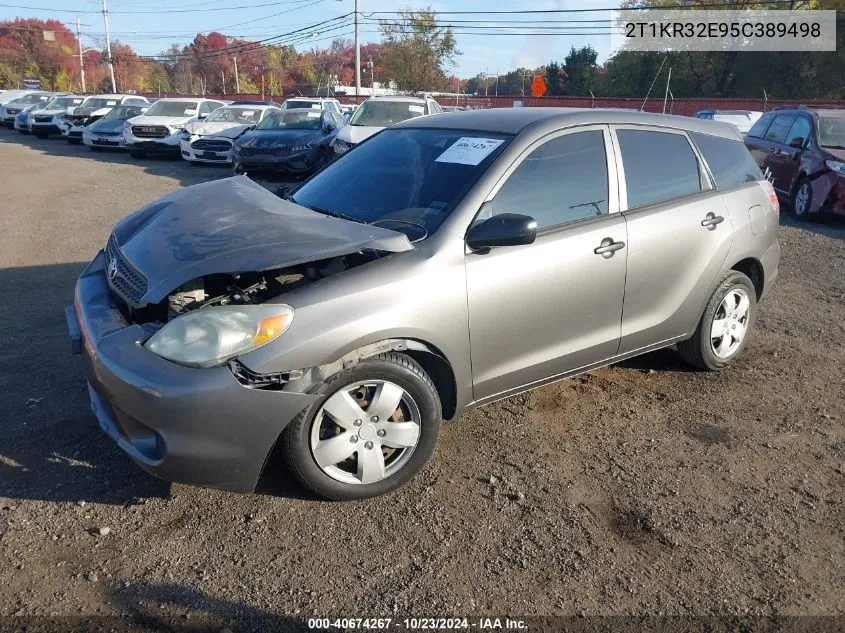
[396,107,741,140]
[774,107,845,118]
[156,97,211,103]
[365,95,426,103]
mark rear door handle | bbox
[594,237,625,258]
[701,212,724,229]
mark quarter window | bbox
[489,131,609,230]
[617,129,703,209]
[763,115,796,144]
[691,132,762,190]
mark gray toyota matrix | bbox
[67,108,780,500]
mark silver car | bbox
[67,108,780,500]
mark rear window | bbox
[617,129,703,209]
[747,114,773,138]
[691,132,762,190]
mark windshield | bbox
[12,93,51,105]
[83,98,120,109]
[102,105,147,120]
[143,100,199,117]
[44,96,85,110]
[349,100,426,127]
[283,100,322,110]
[291,128,510,238]
[818,117,845,148]
[206,107,263,124]
[257,109,322,130]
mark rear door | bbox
[612,126,734,354]
[466,126,628,400]
[767,115,813,195]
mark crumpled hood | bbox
[129,113,195,127]
[337,124,383,145]
[185,120,254,139]
[111,175,413,304]
[68,106,111,120]
[235,129,321,149]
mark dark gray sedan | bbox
[68,108,780,500]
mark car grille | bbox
[105,236,148,305]
[34,115,53,123]
[191,139,232,152]
[237,146,280,156]
[132,125,169,138]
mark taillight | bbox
[759,179,779,214]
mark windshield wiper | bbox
[300,202,368,225]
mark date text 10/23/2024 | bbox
[307,618,528,630]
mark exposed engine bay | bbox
[121,252,377,325]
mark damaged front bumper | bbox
[815,172,845,215]
[232,147,321,175]
[66,251,319,492]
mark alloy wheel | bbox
[710,288,750,359]
[309,380,421,485]
[794,182,811,216]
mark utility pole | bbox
[222,69,226,95]
[101,0,116,92]
[76,18,86,93]
[484,70,488,96]
[354,0,361,98]
[495,68,499,96]
[233,56,239,93]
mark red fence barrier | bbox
[140,92,845,115]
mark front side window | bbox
[747,114,773,138]
[617,129,703,209]
[291,128,510,240]
[785,117,812,147]
[487,131,609,230]
[763,115,796,144]
[691,132,762,190]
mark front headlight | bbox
[825,159,845,175]
[144,304,294,368]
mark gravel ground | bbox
[0,130,843,632]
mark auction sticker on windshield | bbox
[435,137,505,165]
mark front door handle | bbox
[701,212,725,229]
[594,237,625,258]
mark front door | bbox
[465,126,628,402]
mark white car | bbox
[123,97,226,158]
[61,94,149,144]
[331,95,442,156]
[13,104,41,134]
[1,92,59,128]
[180,103,279,164]
[30,95,87,138]
[281,97,343,117]
[694,109,763,135]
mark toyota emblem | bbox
[107,258,118,281]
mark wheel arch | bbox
[731,257,765,301]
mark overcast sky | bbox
[0,0,618,76]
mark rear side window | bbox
[691,132,762,190]
[763,115,795,143]
[617,129,703,209]
[747,114,773,138]
[785,117,812,147]
[490,130,609,229]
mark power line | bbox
[369,1,807,14]
[0,0,321,14]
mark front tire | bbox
[678,271,756,371]
[281,352,441,500]
[792,176,812,218]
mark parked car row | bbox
[1,91,444,178]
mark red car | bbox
[744,107,845,218]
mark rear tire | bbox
[281,352,441,500]
[678,271,756,371]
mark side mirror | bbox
[466,213,537,251]
[197,113,208,120]
[788,136,805,149]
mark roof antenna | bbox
[640,54,668,112]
